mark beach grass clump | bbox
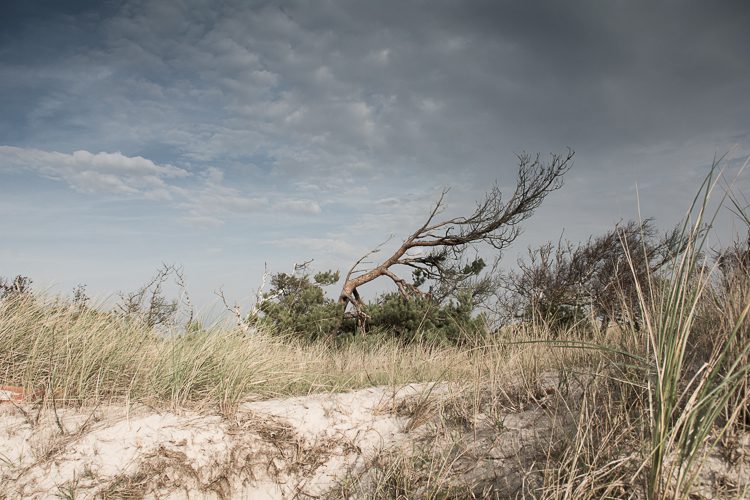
[0,292,554,409]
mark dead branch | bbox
[216,287,249,333]
[117,263,179,329]
[174,265,195,328]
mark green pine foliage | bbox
[255,269,486,343]
[366,292,485,344]
[255,271,344,341]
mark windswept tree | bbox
[338,150,575,329]
[117,263,193,330]
[501,219,690,332]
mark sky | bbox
[1,0,749,311]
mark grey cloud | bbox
[270,0,750,156]
[2,0,749,238]
[5,1,749,161]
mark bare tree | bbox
[117,263,180,329]
[338,150,574,329]
[501,219,691,333]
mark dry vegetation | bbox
[2,161,750,498]
[0,295,484,408]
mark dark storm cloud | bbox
[295,0,750,154]
[3,0,748,172]
[2,0,749,229]
[0,1,120,61]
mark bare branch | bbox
[216,288,250,334]
[174,265,195,328]
[117,263,179,329]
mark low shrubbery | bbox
[365,291,486,344]
[253,270,345,341]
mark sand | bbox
[2,376,747,498]
[0,384,442,499]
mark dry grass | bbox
[4,280,747,498]
[0,293,592,412]
[331,162,750,499]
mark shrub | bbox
[256,270,345,340]
[502,219,687,333]
[116,264,189,330]
[0,274,33,300]
[256,269,486,344]
[366,292,486,345]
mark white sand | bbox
[3,377,745,498]
[0,384,442,499]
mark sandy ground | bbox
[2,376,749,499]
[0,384,444,499]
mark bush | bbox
[256,269,486,344]
[116,265,180,329]
[502,219,687,333]
[367,292,486,345]
[256,270,345,340]
[698,230,750,425]
[0,275,33,300]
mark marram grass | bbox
[0,294,584,409]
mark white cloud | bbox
[0,146,333,228]
[374,197,401,207]
[0,146,188,196]
[367,48,390,65]
[143,188,173,201]
[180,214,225,228]
[275,199,322,214]
[178,174,267,224]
